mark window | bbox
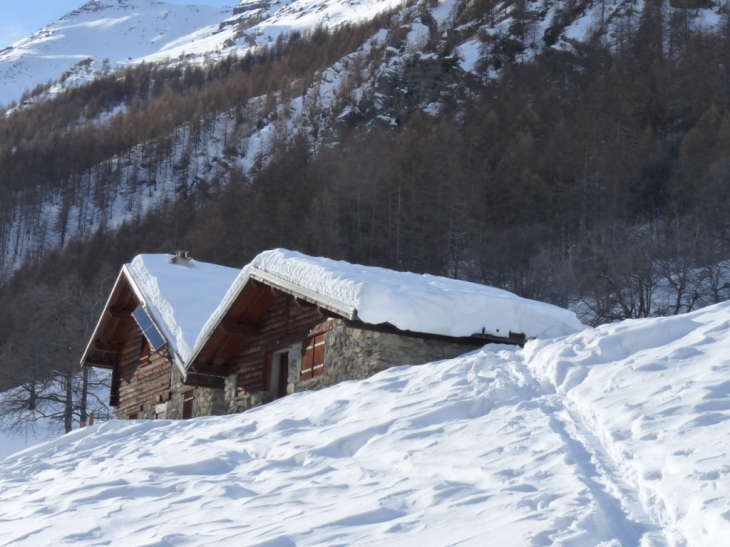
[301,334,326,380]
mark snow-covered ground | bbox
[1,302,729,545]
[0,426,55,461]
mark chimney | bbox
[170,250,192,267]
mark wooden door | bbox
[182,390,194,419]
[276,353,289,399]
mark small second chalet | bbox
[81,249,583,420]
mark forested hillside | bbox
[2,0,730,430]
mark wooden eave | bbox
[79,266,155,370]
[248,268,357,320]
[190,282,283,377]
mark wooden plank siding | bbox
[116,330,172,417]
[227,295,325,395]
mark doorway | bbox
[267,351,289,400]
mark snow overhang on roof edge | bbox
[249,268,358,321]
[182,267,358,376]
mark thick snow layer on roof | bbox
[3,302,730,545]
[193,249,583,362]
[253,250,584,337]
[126,255,239,367]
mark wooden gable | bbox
[190,279,328,391]
[81,270,173,410]
[82,272,141,371]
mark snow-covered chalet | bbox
[81,249,583,420]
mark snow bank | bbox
[0,347,639,545]
[4,302,730,544]
[127,254,239,366]
[524,302,730,546]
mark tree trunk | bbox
[63,373,73,433]
[80,366,89,426]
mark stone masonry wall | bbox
[223,319,476,413]
[289,320,476,394]
[225,374,272,414]
[166,366,226,419]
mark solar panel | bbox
[132,307,167,352]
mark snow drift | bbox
[2,302,730,545]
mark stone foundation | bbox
[223,319,477,414]
[224,373,273,413]
[166,366,226,419]
[292,320,475,393]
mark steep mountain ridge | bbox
[5,0,725,109]
[0,0,410,108]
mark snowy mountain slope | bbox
[0,24,388,275]
[2,0,728,278]
[2,303,730,545]
[0,0,407,108]
[0,0,233,107]
[5,0,726,109]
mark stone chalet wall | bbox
[223,318,477,414]
[119,366,227,420]
[163,367,226,419]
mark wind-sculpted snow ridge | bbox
[2,302,730,545]
[523,302,730,546]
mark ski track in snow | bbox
[2,304,730,545]
[511,355,663,546]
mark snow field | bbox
[524,305,730,545]
[0,348,622,545]
[4,302,730,544]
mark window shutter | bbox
[312,334,326,377]
[140,339,150,366]
[301,341,314,380]
[301,334,326,380]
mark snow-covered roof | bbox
[189,249,584,368]
[125,255,240,371]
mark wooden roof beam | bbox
[220,320,259,337]
[191,361,230,378]
[108,306,134,319]
[94,340,123,353]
